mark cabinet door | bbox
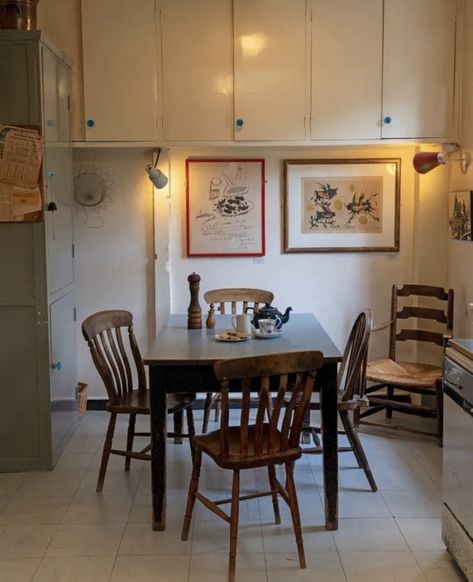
[311,0,382,140]
[49,291,77,464]
[383,0,457,139]
[234,0,307,141]
[56,61,70,142]
[41,47,59,142]
[162,0,234,141]
[81,0,158,141]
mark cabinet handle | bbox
[51,361,62,370]
[86,119,95,128]
[383,116,393,125]
[235,118,244,128]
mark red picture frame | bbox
[186,158,265,257]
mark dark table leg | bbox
[149,366,168,531]
[320,362,338,531]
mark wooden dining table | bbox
[144,313,342,532]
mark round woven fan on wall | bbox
[73,172,108,207]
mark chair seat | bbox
[107,390,195,414]
[194,424,302,470]
[366,359,442,388]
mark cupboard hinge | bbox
[72,243,75,258]
[73,307,77,322]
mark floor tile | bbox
[111,555,190,582]
[78,467,142,497]
[259,491,324,523]
[262,520,336,553]
[396,519,445,551]
[45,523,125,557]
[381,489,442,518]
[265,552,347,582]
[333,518,408,552]
[119,520,190,556]
[0,497,70,525]
[32,556,115,582]
[371,465,439,491]
[192,519,264,555]
[62,492,133,524]
[0,525,56,558]
[15,471,82,500]
[340,550,427,582]
[339,490,391,518]
[413,551,466,581]
[0,474,26,498]
[0,558,39,582]
[189,552,266,582]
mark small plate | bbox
[215,331,251,342]
[252,329,283,340]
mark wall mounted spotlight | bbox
[146,148,168,188]
[413,144,471,175]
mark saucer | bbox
[215,331,251,342]
[252,329,282,340]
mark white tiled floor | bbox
[0,410,466,581]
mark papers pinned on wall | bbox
[0,125,44,222]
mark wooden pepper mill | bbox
[187,272,202,329]
[206,304,216,329]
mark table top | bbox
[144,313,342,366]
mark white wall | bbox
[168,145,449,360]
[448,0,473,336]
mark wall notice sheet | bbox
[0,125,44,222]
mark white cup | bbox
[232,313,252,335]
[258,318,277,336]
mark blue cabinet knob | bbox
[383,116,393,125]
[235,118,244,128]
[86,119,95,128]
[51,361,62,370]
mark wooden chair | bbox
[202,288,274,433]
[82,310,196,492]
[181,350,324,582]
[302,310,377,491]
[358,284,454,441]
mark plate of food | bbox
[215,331,251,342]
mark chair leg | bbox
[186,405,196,459]
[96,413,117,493]
[229,470,240,582]
[267,465,281,524]
[202,392,213,434]
[182,449,202,541]
[214,394,221,423]
[125,413,136,472]
[340,410,377,492]
[285,462,306,569]
[174,410,183,444]
[435,378,444,446]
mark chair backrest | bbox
[388,284,454,361]
[81,310,146,405]
[339,309,372,402]
[203,288,274,314]
[213,351,324,459]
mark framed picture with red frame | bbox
[186,158,265,257]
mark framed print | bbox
[448,191,472,241]
[283,158,401,253]
[186,158,265,257]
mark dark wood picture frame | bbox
[186,158,265,257]
[283,158,401,253]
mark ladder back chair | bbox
[202,287,274,433]
[359,284,454,441]
[82,310,196,492]
[303,310,377,491]
[181,350,324,582]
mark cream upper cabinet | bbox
[81,0,159,142]
[233,0,307,141]
[311,0,383,140]
[382,0,457,140]
[161,0,234,142]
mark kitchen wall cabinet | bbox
[0,31,77,471]
[161,0,234,142]
[382,0,457,140]
[233,0,307,141]
[311,0,383,140]
[81,0,159,142]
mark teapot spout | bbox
[282,307,293,324]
